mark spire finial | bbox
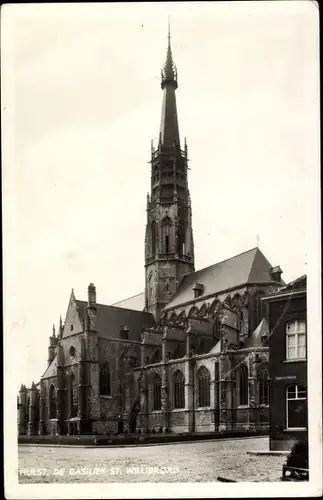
[168,16,171,44]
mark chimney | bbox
[88,283,96,308]
[87,283,97,331]
[270,266,283,283]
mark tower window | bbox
[165,235,169,253]
[177,222,185,255]
[151,222,156,255]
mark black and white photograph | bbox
[2,1,321,498]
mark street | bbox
[18,436,286,483]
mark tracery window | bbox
[100,362,111,396]
[239,364,249,406]
[173,370,185,409]
[49,384,57,419]
[70,372,78,417]
[197,366,211,407]
[152,373,162,411]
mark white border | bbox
[3,1,322,498]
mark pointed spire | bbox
[52,324,56,337]
[59,315,64,337]
[161,18,177,89]
[159,21,180,148]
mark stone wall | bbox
[169,410,189,433]
[194,409,214,432]
[92,420,118,435]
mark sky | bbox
[2,2,320,388]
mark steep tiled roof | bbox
[165,247,283,310]
[75,300,154,341]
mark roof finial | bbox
[168,16,171,44]
[256,234,260,247]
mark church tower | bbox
[145,27,195,321]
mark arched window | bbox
[239,364,248,406]
[70,373,78,417]
[100,363,111,396]
[286,385,307,430]
[151,222,156,255]
[49,384,57,419]
[173,370,185,409]
[286,320,306,360]
[259,368,269,405]
[152,374,162,411]
[197,366,211,407]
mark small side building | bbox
[263,275,307,451]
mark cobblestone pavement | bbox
[18,437,285,483]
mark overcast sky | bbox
[2,2,319,387]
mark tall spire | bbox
[159,21,180,148]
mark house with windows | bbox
[18,29,286,437]
[262,275,307,450]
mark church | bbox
[18,30,285,437]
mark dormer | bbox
[269,265,283,282]
[120,326,129,340]
[192,283,204,299]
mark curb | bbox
[19,435,267,449]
